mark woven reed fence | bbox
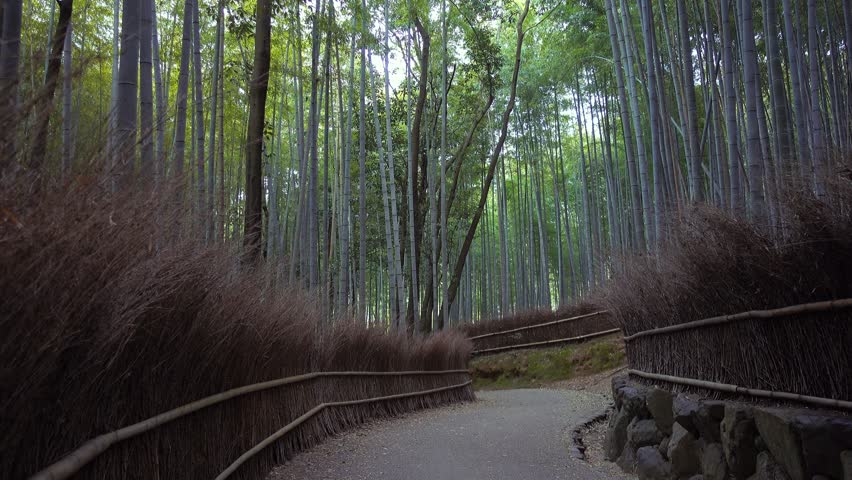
[468,310,618,353]
[469,311,620,355]
[21,370,473,480]
[623,299,852,407]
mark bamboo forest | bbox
[2,0,850,328]
[4,0,852,477]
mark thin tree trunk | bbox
[206,0,223,242]
[782,0,811,178]
[639,0,664,247]
[765,0,793,167]
[370,62,397,330]
[619,0,653,248]
[740,0,767,224]
[438,0,529,326]
[139,0,154,179]
[306,0,323,289]
[439,0,449,327]
[677,0,703,202]
[62,20,73,175]
[339,12,357,310]
[173,0,192,178]
[721,0,742,215]
[383,0,405,329]
[191,0,205,229]
[152,0,166,178]
[808,0,827,196]
[604,0,644,251]
[217,28,225,242]
[358,5,367,319]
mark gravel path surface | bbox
[266,388,615,480]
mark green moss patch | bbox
[470,336,625,390]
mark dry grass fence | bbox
[0,175,474,479]
[459,303,618,352]
[602,174,852,405]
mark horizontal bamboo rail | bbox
[30,369,470,480]
[468,310,609,341]
[472,328,622,355]
[623,298,852,342]
[628,369,852,410]
[216,380,473,480]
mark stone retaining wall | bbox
[605,376,852,480]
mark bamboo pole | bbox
[30,370,470,480]
[623,298,852,342]
[468,310,610,341]
[472,328,622,355]
[628,369,852,410]
[216,380,473,479]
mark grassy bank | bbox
[469,336,625,390]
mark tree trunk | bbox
[358,5,367,319]
[191,0,205,229]
[306,0,323,289]
[172,0,192,178]
[383,0,405,329]
[61,20,73,175]
[764,0,793,167]
[720,0,742,215]
[438,0,530,326]
[29,0,73,173]
[139,0,154,179]
[782,0,811,178]
[114,0,140,188]
[439,0,449,327]
[677,0,703,202]
[604,0,643,251]
[408,16,430,333]
[207,0,223,242]
[808,0,827,196]
[243,0,272,263]
[618,0,653,248]
[638,0,665,247]
[739,0,767,224]
[152,0,166,178]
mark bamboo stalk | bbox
[468,310,610,340]
[215,380,473,480]
[628,369,852,410]
[472,328,622,355]
[29,370,470,480]
[623,298,852,342]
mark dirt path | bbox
[266,388,619,480]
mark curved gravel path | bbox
[266,388,616,480]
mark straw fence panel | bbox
[624,304,852,403]
[469,311,617,351]
[18,371,473,480]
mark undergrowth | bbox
[601,172,852,401]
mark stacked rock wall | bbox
[606,376,852,480]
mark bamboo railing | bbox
[628,369,852,410]
[624,298,852,409]
[623,298,852,342]
[30,370,471,480]
[472,328,621,355]
[215,380,473,479]
[468,310,609,341]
